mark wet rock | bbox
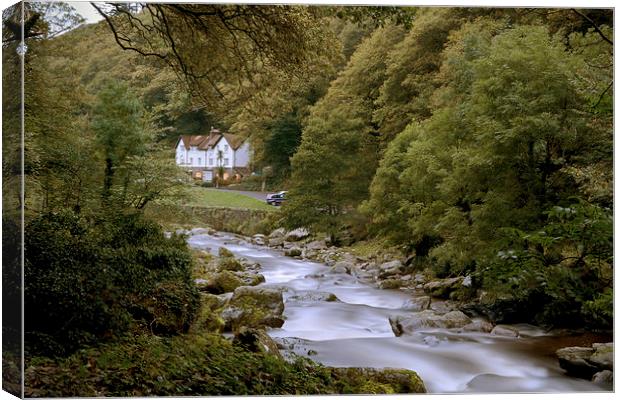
[332,261,353,274]
[379,279,402,290]
[233,327,282,359]
[199,271,244,294]
[414,274,426,284]
[329,367,426,394]
[461,320,494,333]
[217,257,244,272]
[423,277,463,299]
[268,228,286,238]
[590,343,613,371]
[490,325,519,337]
[556,347,598,379]
[251,234,266,245]
[429,300,458,314]
[592,370,613,389]
[306,240,327,250]
[284,228,310,241]
[284,247,302,257]
[268,237,285,247]
[378,260,403,278]
[221,286,285,332]
[235,272,266,287]
[402,296,431,312]
[389,310,471,336]
[218,247,235,258]
[423,335,440,347]
[302,249,318,259]
[288,291,339,302]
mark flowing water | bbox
[187,232,610,394]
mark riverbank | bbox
[183,228,612,393]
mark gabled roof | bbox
[177,129,246,151]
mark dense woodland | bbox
[1,2,613,396]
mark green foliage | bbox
[25,211,200,357]
[284,25,406,232]
[482,200,612,327]
[25,332,424,397]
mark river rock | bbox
[590,343,613,370]
[288,291,339,302]
[490,325,519,337]
[269,228,286,238]
[378,260,403,278]
[389,310,471,336]
[402,296,431,312]
[217,256,244,272]
[379,279,403,290]
[251,234,266,245]
[284,247,302,257]
[328,367,426,394]
[306,240,327,250]
[592,370,613,389]
[268,237,285,247]
[284,228,310,241]
[461,320,494,333]
[423,277,463,299]
[233,327,282,359]
[235,272,266,286]
[332,261,353,274]
[218,246,235,258]
[221,286,285,332]
[557,346,599,379]
[199,271,245,294]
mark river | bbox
[187,231,610,394]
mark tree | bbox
[284,25,406,234]
[91,81,146,204]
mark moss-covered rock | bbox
[379,279,402,289]
[221,286,285,332]
[217,256,244,272]
[233,327,282,359]
[218,247,235,258]
[201,271,244,294]
[329,367,426,394]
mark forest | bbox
[2,2,613,396]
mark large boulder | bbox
[389,310,471,336]
[379,279,403,290]
[423,277,463,299]
[401,296,431,312]
[332,261,353,274]
[268,237,285,247]
[284,247,302,257]
[329,367,426,394]
[590,343,613,371]
[197,271,244,294]
[235,272,266,287]
[490,325,519,337]
[269,228,286,239]
[284,228,310,242]
[556,347,598,379]
[306,240,327,250]
[221,286,285,332]
[378,260,404,279]
[592,370,613,389]
[218,247,235,258]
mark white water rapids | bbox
[187,232,609,394]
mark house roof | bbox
[177,129,246,151]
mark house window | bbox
[224,158,229,166]
[190,157,193,164]
[198,157,202,165]
[224,144,229,151]
[209,158,213,166]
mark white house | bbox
[175,128,251,182]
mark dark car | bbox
[266,191,288,206]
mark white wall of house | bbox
[212,138,235,168]
[233,141,250,167]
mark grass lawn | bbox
[184,186,276,211]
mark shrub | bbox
[25,210,199,357]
